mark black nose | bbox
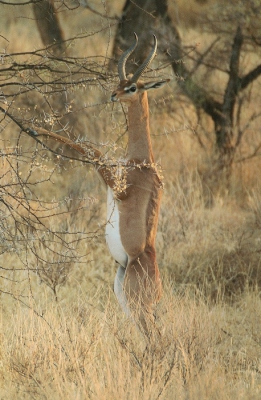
[111,92,117,102]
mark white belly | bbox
[105,188,128,267]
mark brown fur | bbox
[112,84,164,334]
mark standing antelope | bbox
[28,33,168,335]
[107,33,168,334]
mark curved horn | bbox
[118,32,138,81]
[130,35,157,83]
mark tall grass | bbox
[1,284,261,399]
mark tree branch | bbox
[240,64,261,91]
[80,0,119,21]
[0,0,40,4]
[154,10,223,122]
[0,106,115,188]
[223,26,243,117]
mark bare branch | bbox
[189,37,221,76]
[0,0,40,4]
[80,0,119,21]
[223,26,243,115]
[240,64,261,91]
[0,105,117,188]
[236,142,261,163]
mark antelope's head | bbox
[111,33,169,103]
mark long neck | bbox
[127,92,154,163]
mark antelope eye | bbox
[129,86,136,92]
[124,84,137,93]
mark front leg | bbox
[26,126,116,189]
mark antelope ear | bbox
[143,79,170,91]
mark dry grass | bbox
[1,1,261,399]
[1,285,261,399]
[158,174,261,301]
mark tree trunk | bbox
[110,1,244,181]
[33,0,66,56]
[110,0,177,73]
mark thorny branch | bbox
[0,0,41,4]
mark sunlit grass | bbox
[1,283,261,399]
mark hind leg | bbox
[114,263,131,318]
[124,253,162,309]
[114,263,156,338]
[123,253,162,337]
